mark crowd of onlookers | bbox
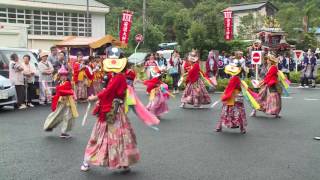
[143,48,319,90]
[7,45,320,110]
[9,46,106,109]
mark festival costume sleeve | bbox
[72,63,80,83]
[51,81,75,112]
[126,85,160,126]
[277,70,291,96]
[221,76,240,102]
[160,83,174,98]
[97,74,127,114]
[186,63,200,83]
[143,77,160,93]
[125,69,136,80]
[199,71,214,88]
[240,80,261,110]
[264,65,278,87]
[85,67,94,80]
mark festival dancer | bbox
[86,56,96,96]
[81,53,160,172]
[180,50,211,108]
[144,67,171,118]
[250,54,282,118]
[91,56,103,94]
[77,58,91,102]
[125,62,136,87]
[215,64,247,134]
[43,66,78,138]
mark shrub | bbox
[289,72,300,83]
[290,69,320,84]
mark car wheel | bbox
[13,103,18,109]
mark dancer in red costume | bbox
[250,54,282,118]
[144,67,170,117]
[43,66,78,138]
[215,64,247,134]
[81,49,160,173]
[180,50,211,108]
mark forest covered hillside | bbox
[96,0,320,54]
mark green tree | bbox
[173,9,191,46]
[238,13,264,40]
[184,21,207,57]
[144,24,164,52]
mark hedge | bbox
[289,69,320,84]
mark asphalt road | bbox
[0,88,320,180]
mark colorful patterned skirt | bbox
[76,81,87,100]
[216,101,247,131]
[257,85,281,115]
[146,92,169,117]
[92,81,102,95]
[181,79,211,106]
[83,106,140,169]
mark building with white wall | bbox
[0,0,109,50]
[223,1,278,37]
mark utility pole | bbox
[142,0,146,43]
[86,0,89,37]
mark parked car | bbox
[0,47,39,77]
[156,49,174,62]
[0,47,40,103]
[0,75,17,109]
[128,52,148,65]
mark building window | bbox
[1,8,93,37]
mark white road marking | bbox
[290,87,320,90]
[304,98,320,101]
[281,96,293,99]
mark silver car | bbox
[0,75,17,109]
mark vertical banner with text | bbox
[119,10,134,44]
[223,10,233,41]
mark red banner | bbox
[119,10,134,44]
[223,10,233,41]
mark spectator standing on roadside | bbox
[53,52,70,82]
[217,55,225,79]
[48,46,59,69]
[278,54,290,80]
[22,55,37,107]
[310,51,318,88]
[169,51,182,94]
[38,52,54,104]
[144,53,158,79]
[205,50,218,78]
[300,50,317,88]
[9,53,26,109]
[157,53,168,71]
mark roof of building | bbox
[223,1,278,12]
[21,0,108,8]
[0,0,109,13]
[55,35,126,48]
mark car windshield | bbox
[0,50,38,69]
